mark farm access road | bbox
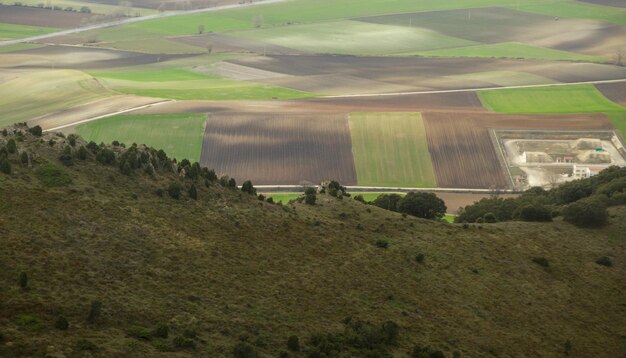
[0,0,289,47]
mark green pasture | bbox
[91,68,217,82]
[99,76,314,100]
[479,84,626,136]
[447,71,558,87]
[15,0,157,16]
[414,42,606,63]
[349,113,437,188]
[233,20,476,55]
[130,0,551,37]
[0,43,42,53]
[76,113,207,162]
[0,70,111,127]
[479,85,626,113]
[0,22,57,40]
[511,1,626,25]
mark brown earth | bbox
[173,33,303,55]
[596,82,626,106]
[2,45,193,69]
[0,5,94,28]
[435,192,519,213]
[423,112,613,189]
[82,0,240,10]
[228,55,626,94]
[200,112,357,185]
[580,0,626,8]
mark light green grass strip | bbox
[349,113,436,188]
[233,20,476,55]
[129,0,551,36]
[0,43,42,53]
[509,1,626,25]
[91,68,217,82]
[0,22,58,40]
[76,113,207,162]
[414,42,606,63]
[479,84,626,137]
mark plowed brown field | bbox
[596,82,626,106]
[423,112,612,189]
[200,113,357,185]
[0,5,92,28]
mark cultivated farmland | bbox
[349,113,436,188]
[76,113,207,162]
[200,113,357,185]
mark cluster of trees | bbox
[371,192,447,220]
[456,166,626,227]
[11,2,92,13]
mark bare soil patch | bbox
[596,82,626,106]
[200,112,357,185]
[0,5,93,28]
[435,192,519,214]
[579,0,626,8]
[423,112,612,189]
[3,45,193,69]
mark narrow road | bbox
[321,78,626,98]
[0,0,288,47]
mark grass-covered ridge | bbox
[0,124,625,356]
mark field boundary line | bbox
[321,78,626,98]
[43,99,175,132]
[0,0,290,47]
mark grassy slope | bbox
[479,85,626,136]
[349,113,436,188]
[0,43,43,53]
[129,0,551,36]
[0,22,58,40]
[0,129,624,357]
[511,1,626,25]
[0,70,111,127]
[233,20,476,55]
[414,42,607,62]
[90,68,218,82]
[76,113,207,162]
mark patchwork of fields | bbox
[1,0,625,190]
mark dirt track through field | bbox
[423,112,613,189]
[200,113,357,185]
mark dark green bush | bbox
[7,139,17,154]
[516,204,552,222]
[173,335,195,350]
[376,240,389,249]
[28,125,42,137]
[76,339,97,351]
[241,180,256,195]
[55,316,69,330]
[532,257,549,268]
[396,192,446,220]
[595,256,612,267]
[68,135,77,147]
[305,187,316,205]
[415,254,425,263]
[0,158,10,174]
[58,145,74,166]
[35,164,71,187]
[87,300,102,323]
[563,197,608,228]
[233,341,258,358]
[483,212,496,223]
[168,182,183,199]
[96,148,115,165]
[287,335,300,352]
[228,177,237,188]
[127,325,152,340]
[18,272,27,288]
[77,146,88,160]
[152,324,169,338]
[19,151,28,165]
[372,193,403,212]
[188,184,198,200]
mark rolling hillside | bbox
[0,125,624,357]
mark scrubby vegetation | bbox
[0,124,624,357]
[455,166,626,227]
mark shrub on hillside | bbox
[595,256,612,267]
[228,177,237,188]
[188,184,198,200]
[397,192,446,220]
[96,148,116,165]
[563,197,608,228]
[87,300,102,323]
[241,180,256,195]
[0,158,11,174]
[7,139,17,154]
[456,197,517,223]
[168,182,183,199]
[372,194,403,212]
[55,316,69,330]
[516,204,552,222]
[28,125,42,137]
[233,342,258,358]
[483,212,497,223]
[20,151,29,165]
[19,272,28,289]
[532,257,549,268]
[304,186,317,205]
[376,240,389,248]
[35,164,72,187]
[173,335,195,349]
[59,145,73,166]
[410,345,445,358]
[287,335,300,352]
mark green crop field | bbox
[349,113,436,188]
[414,42,606,63]
[98,77,315,100]
[512,1,626,25]
[0,43,42,53]
[479,85,626,114]
[130,0,551,37]
[76,113,207,162]
[479,85,626,136]
[0,22,57,40]
[234,20,476,55]
[0,70,111,127]
[91,68,217,82]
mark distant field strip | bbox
[479,84,626,135]
[511,1,626,25]
[233,20,476,55]
[413,42,606,63]
[76,113,207,162]
[349,113,436,188]
[0,22,57,40]
[447,71,558,87]
[200,113,357,185]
